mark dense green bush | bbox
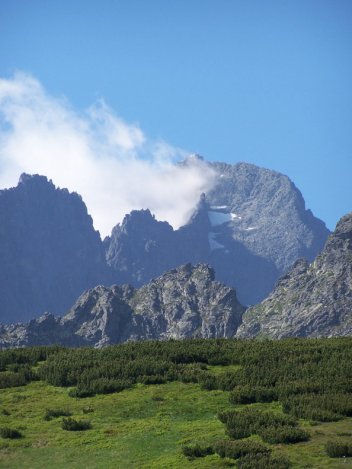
[237,453,291,469]
[282,393,352,421]
[259,425,310,444]
[0,427,22,439]
[61,417,91,431]
[181,444,214,459]
[198,373,218,390]
[229,385,278,404]
[325,440,352,458]
[218,408,306,443]
[214,439,270,459]
[44,408,72,421]
[69,377,133,398]
[0,371,27,388]
[216,372,239,391]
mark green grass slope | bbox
[0,339,351,468]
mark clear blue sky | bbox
[0,0,351,230]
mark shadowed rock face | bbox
[236,213,352,339]
[0,174,110,323]
[105,162,329,305]
[0,264,245,348]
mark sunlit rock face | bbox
[237,212,352,339]
[0,263,245,348]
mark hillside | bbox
[0,338,351,468]
[237,212,352,338]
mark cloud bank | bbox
[0,73,215,237]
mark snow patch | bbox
[210,205,228,210]
[231,213,242,220]
[208,211,231,226]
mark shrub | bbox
[44,408,72,421]
[70,378,132,398]
[325,440,352,458]
[0,371,27,388]
[216,372,239,391]
[198,373,218,391]
[218,408,309,444]
[61,417,91,431]
[237,453,291,469]
[182,444,214,459]
[259,426,310,444]
[0,427,22,439]
[214,439,270,459]
[229,385,278,404]
[219,408,298,440]
[282,393,352,421]
[140,375,166,385]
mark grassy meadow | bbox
[0,339,351,468]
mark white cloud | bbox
[0,72,216,237]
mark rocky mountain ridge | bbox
[1,211,350,346]
[0,264,245,348]
[0,160,329,323]
[105,161,329,305]
[236,212,352,338]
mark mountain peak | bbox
[19,173,50,185]
[333,212,352,239]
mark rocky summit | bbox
[0,264,245,348]
[236,212,352,339]
[105,161,329,305]
[206,161,329,274]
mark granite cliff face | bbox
[105,162,329,305]
[0,174,110,323]
[236,213,352,339]
[0,264,245,348]
[206,161,329,274]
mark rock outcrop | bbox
[236,213,352,338]
[0,264,245,348]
